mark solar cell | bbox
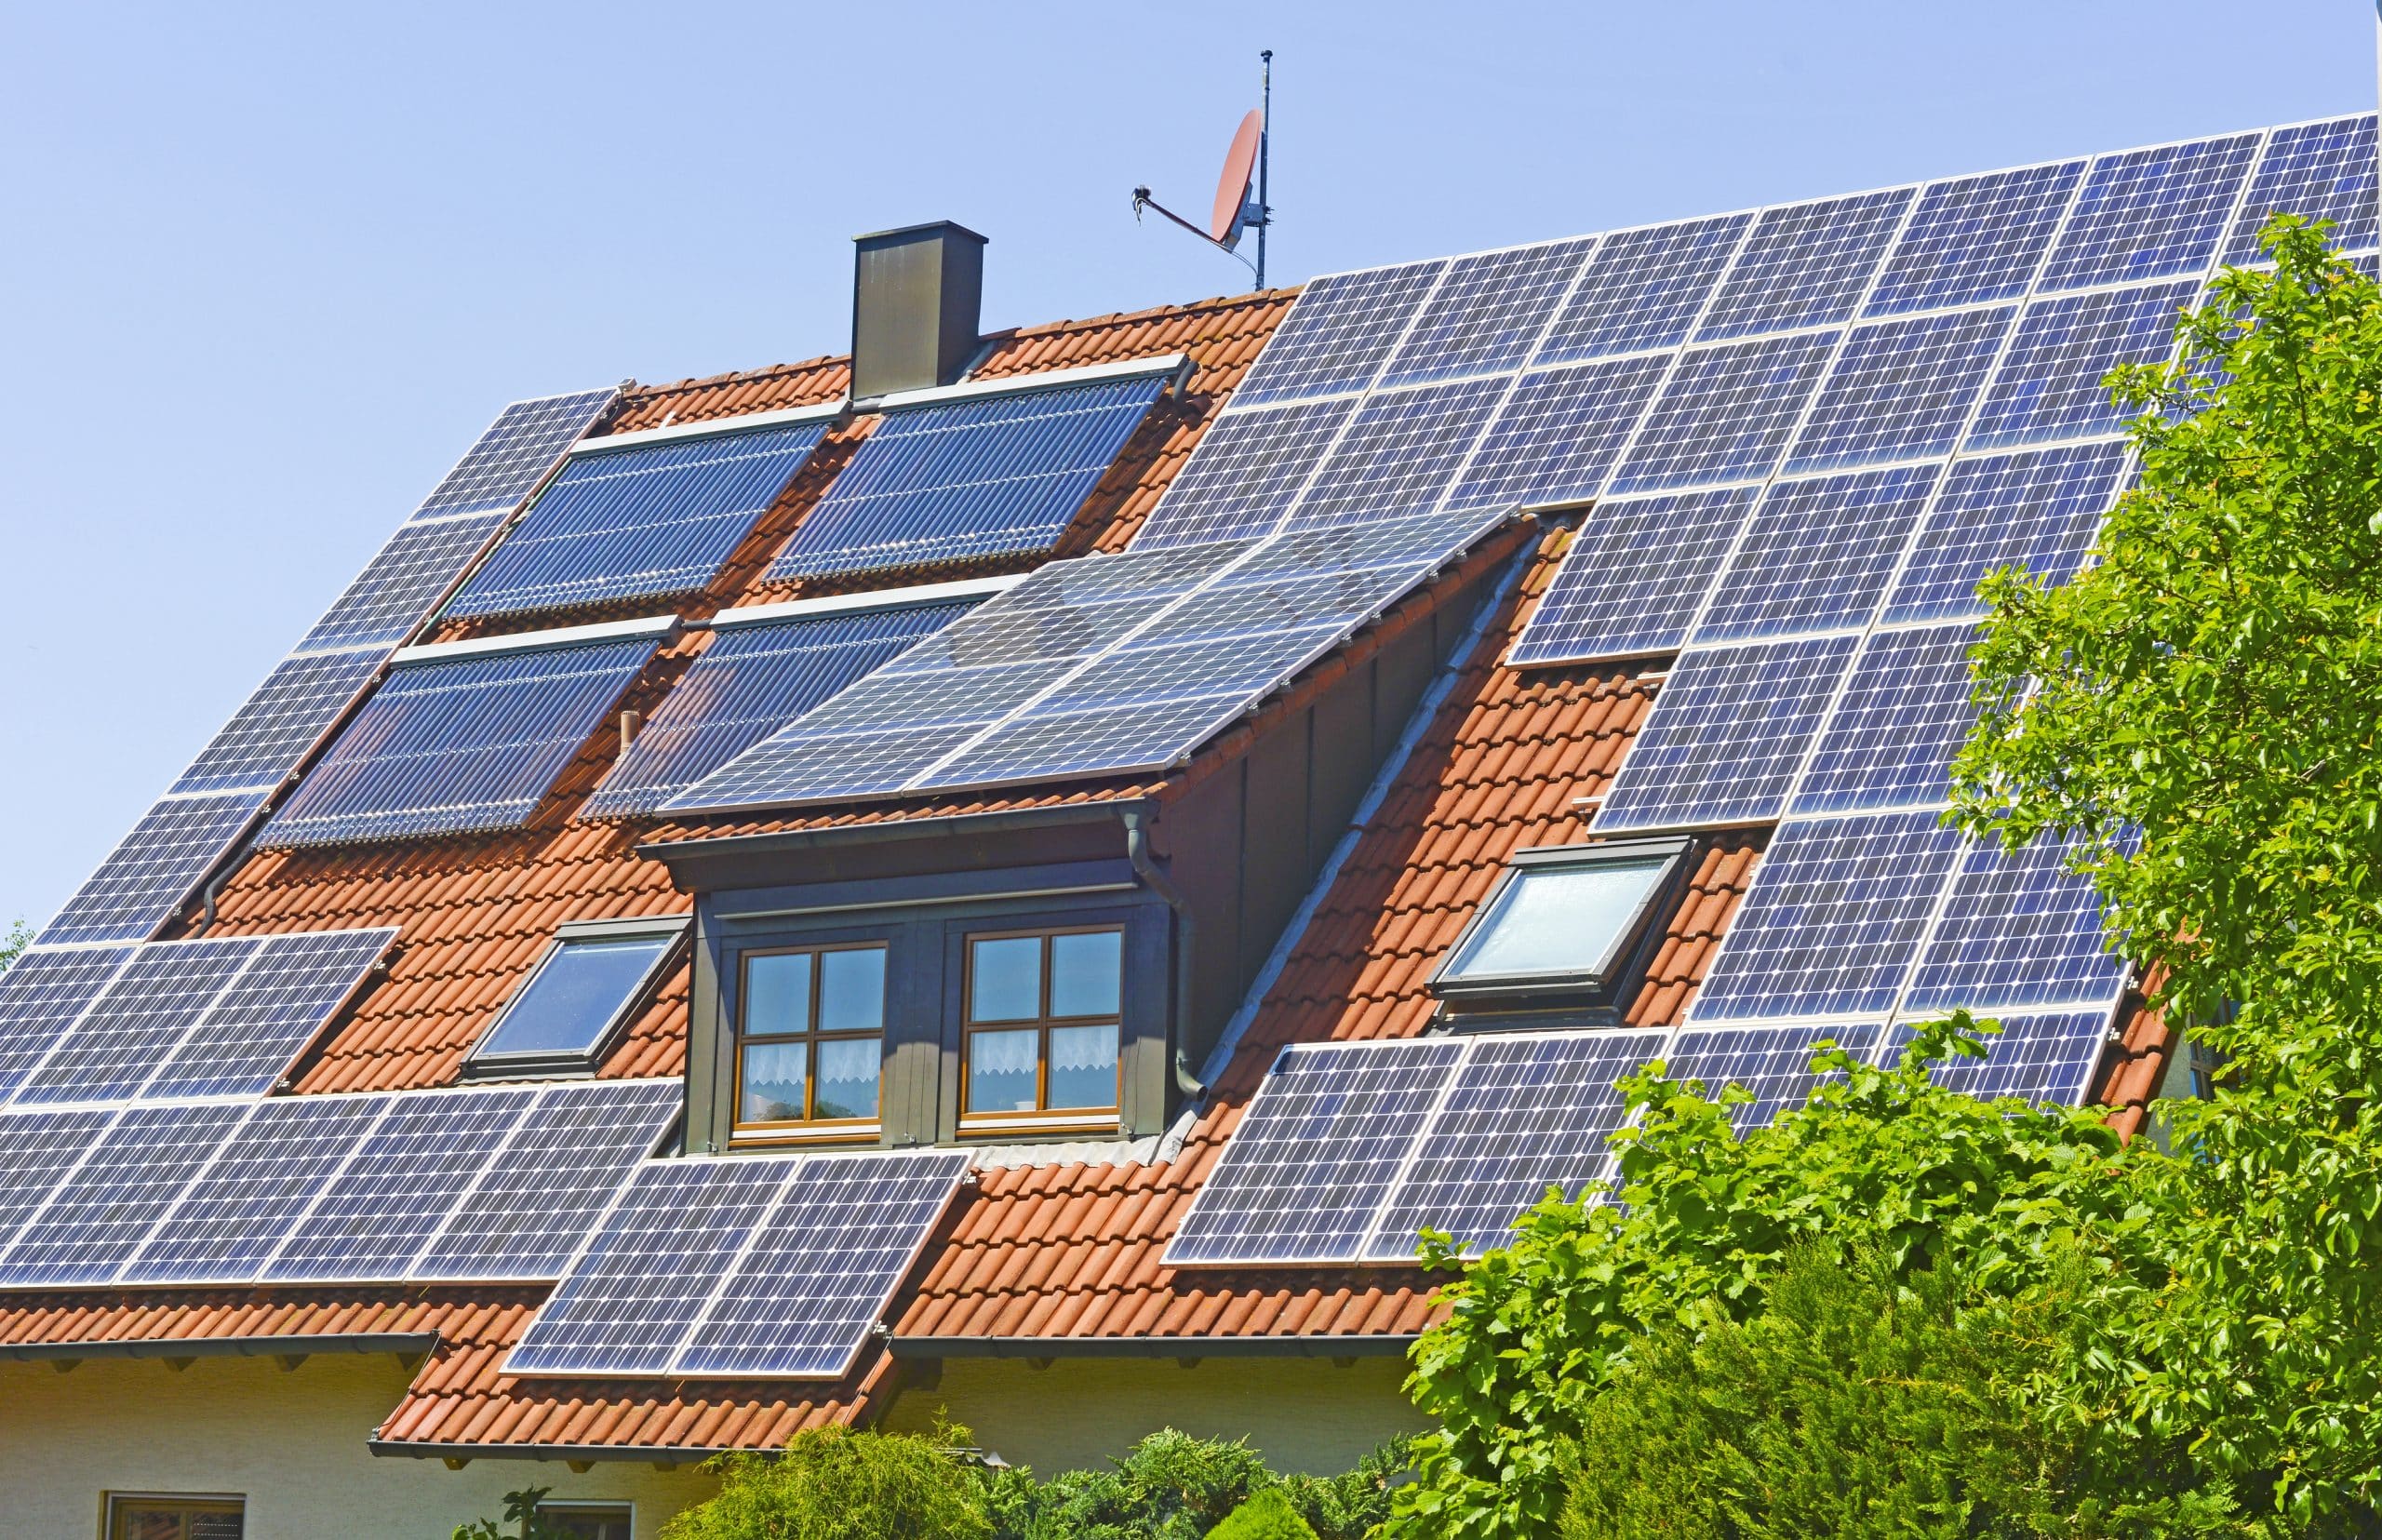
[767,376,1167,582]
[1664,1021,1883,1131]
[1442,355,1671,514]
[1377,238,1595,387]
[1233,261,1447,407]
[0,1101,250,1288]
[447,419,830,618]
[1165,1038,1466,1266]
[142,928,399,1099]
[1882,1008,2114,1105]
[1691,465,1938,644]
[1964,282,2197,450]
[1782,307,2013,475]
[1534,214,1753,364]
[1789,623,1983,817]
[1880,443,2129,625]
[11,936,259,1106]
[1696,188,1914,341]
[1901,836,2128,1014]
[2041,133,2261,292]
[0,1108,114,1252]
[122,1092,388,1285]
[0,947,133,1102]
[1363,1030,1664,1262]
[2226,115,2380,261]
[674,1150,973,1377]
[1133,398,1357,548]
[1593,635,1857,833]
[293,511,513,655]
[34,790,265,948]
[1607,331,1838,494]
[1865,160,2085,315]
[1505,489,1757,665]
[413,389,618,519]
[1690,811,1967,1021]
[1287,376,1508,525]
[167,649,386,798]
[261,634,660,847]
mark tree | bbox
[0,919,30,972]
[660,1425,991,1540]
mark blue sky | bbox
[0,0,2369,928]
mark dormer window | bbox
[463,917,685,1079]
[1431,837,1692,1011]
[963,927,1124,1125]
[737,944,889,1134]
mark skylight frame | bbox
[1429,837,1693,1007]
[461,916,690,1081]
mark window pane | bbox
[1047,1023,1120,1109]
[118,1513,187,1540]
[968,1027,1040,1112]
[191,1519,245,1540]
[812,1037,882,1120]
[744,951,814,1036]
[740,1038,810,1122]
[1446,856,1671,982]
[969,936,1043,1023]
[478,935,672,1057]
[541,1507,633,1540]
[1049,931,1123,1018]
[818,948,887,1034]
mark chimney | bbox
[850,221,987,401]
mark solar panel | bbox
[1378,238,1595,388]
[141,928,398,1099]
[261,633,660,847]
[293,511,513,655]
[2039,134,2260,292]
[1607,331,1838,494]
[1865,160,2085,315]
[411,1079,681,1282]
[1505,489,1757,665]
[1690,811,1967,1022]
[1691,465,1939,645]
[0,1108,114,1252]
[673,1150,973,1377]
[1664,1021,1882,1131]
[1901,836,2128,1015]
[1781,307,2013,475]
[121,1092,389,1285]
[0,947,134,1102]
[11,936,260,1106]
[1534,214,1753,364]
[1442,355,1671,514]
[585,599,982,819]
[1165,1038,1466,1266]
[505,1155,796,1376]
[261,1087,537,1284]
[34,790,265,948]
[1287,376,1508,525]
[414,389,619,519]
[166,649,386,798]
[2226,115,2380,261]
[446,419,831,619]
[1882,1008,2114,1105]
[0,1101,249,1288]
[1696,188,1914,341]
[1593,635,1857,833]
[1788,623,1983,817]
[1134,398,1358,548]
[1880,443,2129,625]
[1234,261,1448,407]
[767,375,1168,582]
[1362,1030,1665,1262]
[1964,282,2197,451]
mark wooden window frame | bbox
[733,941,890,1139]
[959,923,1126,1126]
[103,1493,246,1540]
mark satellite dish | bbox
[1211,109,1264,248]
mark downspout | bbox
[1121,807,1206,1099]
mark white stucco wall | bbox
[0,1353,717,1540]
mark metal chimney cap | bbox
[853,220,988,247]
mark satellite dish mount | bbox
[1133,51,1274,288]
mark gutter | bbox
[368,1438,735,1466]
[1121,806,1206,1099]
[886,1333,1420,1360]
[2,1332,443,1364]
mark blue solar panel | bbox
[1607,331,1838,494]
[768,376,1167,582]
[1506,489,1757,665]
[1378,238,1595,388]
[1664,1022,1882,1131]
[673,1150,973,1377]
[1288,376,1508,525]
[586,599,981,818]
[1696,189,1914,341]
[1594,635,1857,833]
[1880,443,2128,625]
[1865,160,2085,315]
[2227,115,2380,261]
[142,929,398,1099]
[1782,307,2013,475]
[1166,1038,1466,1266]
[35,790,265,948]
[1964,283,2196,451]
[412,1079,681,1282]
[1363,1030,1665,1262]
[294,511,512,655]
[1901,835,2128,1014]
[0,947,133,1102]
[1882,1008,2114,1105]
[1692,465,1938,644]
[1443,355,1671,514]
[122,1093,388,1285]
[167,649,386,798]
[0,1101,249,1288]
[1534,214,1753,364]
[506,1155,796,1375]
[1789,623,1983,817]
[0,1108,114,1253]
[11,937,259,1105]
[261,634,660,847]
[1135,398,1358,549]
[1691,811,1967,1022]
[1232,261,1448,407]
[2040,135,2259,291]
[447,420,830,619]
[414,390,618,519]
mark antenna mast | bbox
[1256,50,1272,289]
[1130,51,1275,288]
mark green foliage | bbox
[1268,1436,1418,1540]
[983,1430,1412,1540]
[660,1424,990,1540]
[0,919,30,972]
[1206,1487,1318,1540]
[453,1487,570,1540]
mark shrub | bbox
[1207,1487,1318,1540]
[660,1423,990,1540]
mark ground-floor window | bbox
[105,1494,244,1540]
[538,1503,633,1540]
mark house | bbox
[1,113,2371,1540]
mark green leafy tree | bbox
[0,919,30,972]
[986,1427,1272,1540]
[1206,1487,1318,1540]
[660,1424,990,1540]
[453,1487,571,1540]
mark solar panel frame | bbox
[0,1100,252,1288]
[34,790,267,948]
[1787,623,1985,817]
[1505,488,1759,665]
[0,946,135,1103]
[167,648,387,798]
[2225,114,2380,261]
[1533,213,1755,364]
[1377,238,1597,388]
[2039,133,2261,292]
[293,510,514,655]
[1664,1021,1884,1132]
[1231,261,1449,407]
[1134,397,1358,549]
[10,936,261,1106]
[1442,355,1672,515]
[1689,465,1939,645]
[1900,835,2130,1015]
[1281,376,1509,527]
[0,1107,116,1255]
[139,927,399,1100]
[1696,188,1916,341]
[1864,159,2086,315]
[1880,1007,2117,1105]
[413,389,619,519]
[1606,330,1840,495]
[1964,281,2199,451]
[1781,307,2014,475]
[120,1092,390,1286]
[1879,443,2130,626]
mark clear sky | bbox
[0,0,2369,929]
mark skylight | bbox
[1432,838,1690,1004]
[465,919,685,1078]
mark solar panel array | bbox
[0,1079,678,1289]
